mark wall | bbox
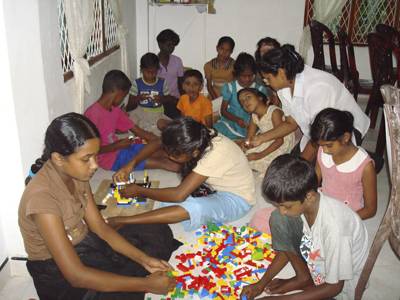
[0,0,137,264]
[136,0,372,81]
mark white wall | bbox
[136,0,372,81]
[0,0,137,262]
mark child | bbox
[241,155,368,300]
[311,108,377,220]
[85,70,179,172]
[127,52,176,134]
[19,113,179,299]
[238,87,294,177]
[214,52,267,140]
[108,117,255,231]
[157,29,184,119]
[158,69,213,129]
[204,36,235,116]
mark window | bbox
[304,0,400,45]
[58,0,119,81]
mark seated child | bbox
[108,117,255,232]
[127,52,176,134]
[238,87,294,177]
[158,69,213,129]
[157,29,184,119]
[204,36,235,116]
[84,70,179,172]
[214,52,267,140]
[311,108,377,220]
[241,154,369,300]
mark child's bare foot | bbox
[265,276,314,295]
[264,278,289,294]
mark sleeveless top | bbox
[317,146,372,211]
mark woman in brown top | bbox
[19,113,179,299]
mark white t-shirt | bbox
[278,65,370,150]
[193,134,256,205]
[300,192,368,300]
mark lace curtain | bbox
[109,0,130,77]
[64,0,94,113]
[299,0,347,60]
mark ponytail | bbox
[25,113,99,185]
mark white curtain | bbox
[110,0,130,77]
[299,0,348,60]
[64,0,94,113]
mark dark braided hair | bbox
[25,113,99,185]
[161,117,217,180]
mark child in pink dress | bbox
[310,108,377,220]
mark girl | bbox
[254,37,280,63]
[19,113,179,299]
[214,52,267,140]
[311,108,377,220]
[253,44,370,162]
[204,36,235,117]
[238,87,295,177]
[109,117,255,231]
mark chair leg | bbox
[355,204,392,300]
[375,114,386,158]
[369,105,379,129]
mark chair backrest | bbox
[338,29,359,96]
[367,32,395,86]
[393,46,400,85]
[309,20,340,78]
[376,23,400,47]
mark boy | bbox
[241,154,368,300]
[127,52,176,134]
[84,70,179,173]
[158,69,213,129]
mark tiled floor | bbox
[1,97,400,300]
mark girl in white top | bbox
[238,87,295,177]
[252,44,370,161]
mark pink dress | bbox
[317,146,372,211]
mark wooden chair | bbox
[309,20,340,79]
[355,84,400,300]
[376,23,400,47]
[337,29,360,99]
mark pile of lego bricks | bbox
[164,222,275,299]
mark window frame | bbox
[303,0,400,46]
[60,0,120,82]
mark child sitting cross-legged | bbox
[241,154,368,300]
[85,70,179,173]
[158,69,213,130]
[126,53,177,134]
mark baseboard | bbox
[0,258,10,291]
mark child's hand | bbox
[145,271,176,295]
[105,217,124,231]
[249,136,263,147]
[237,119,247,128]
[119,183,141,198]
[141,255,173,273]
[113,163,135,183]
[118,137,134,149]
[240,282,265,300]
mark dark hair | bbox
[140,52,160,70]
[156,29,180,46]
[233,52,257,77]
[310,108,354,142]
[102,70,132,94]
[161,117,217,179]
[258,44,304,80]
[217,36,235,51]
[255,37,280,62]
[262,154,318,203]
[183,69,204,85]
[26,113,100,185]
[237,87,268,104]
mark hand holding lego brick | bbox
[240,282,265,300]
[142,255,173,273]
[145,271,176,295]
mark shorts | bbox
[111,144,146,171]
[160,191,252,231]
